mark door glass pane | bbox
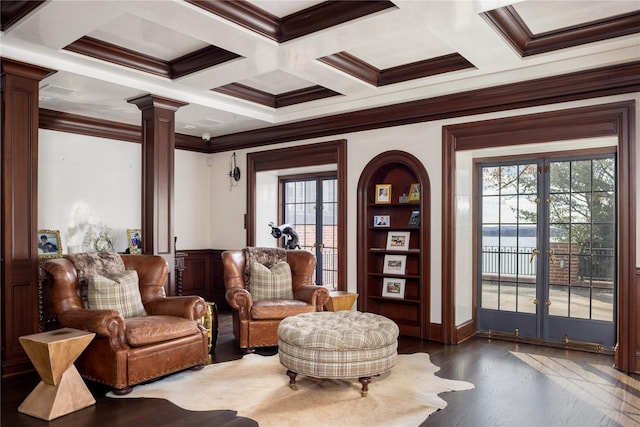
[548,285,568,317]
[548,158,615,323]
[570,286,591,319]
[283,176,338,290]
[480,164,538,314]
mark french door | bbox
[282,174,338,290]
[477,153,616,348]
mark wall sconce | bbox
[228,152,241,184]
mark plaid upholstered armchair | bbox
[222,248,329,353]
[41,253,209,395]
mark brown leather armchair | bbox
[222,249,329,352]
[41,254,209,395]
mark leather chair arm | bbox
[144,296,206,320]
[59,309,129,350]
[225,288,253,319]
[295,285,330,310]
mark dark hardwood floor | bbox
[3,313,638,427]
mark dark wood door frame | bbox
[442,101,637,373]
[246,140,347,290]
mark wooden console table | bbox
[18,328,96,420]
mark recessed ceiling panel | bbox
[240,70,314,95]
[88,13,208,61]
[513,1,639,34]
[347,32,455,70]
[248,0,324,18]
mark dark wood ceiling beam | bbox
[484,6,640,57]
[276,86,341,108]
[214,83,276,107]
[186,0,396,43]
[64,36,170,78]
[39,109,141,142]
[279,1,396,43]
[378,54,475,86]
[0,0,46,32]
[208,61,640,152]
[318,52,379,86]
[169,45,242,79]
[36,62,640,155]
[185,0,281,41]
[213,83,341,108]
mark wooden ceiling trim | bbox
[214,83,276,107]
[186,0,281,41]
[187,0,395,43]
[0,0,46,32]
[37,62,640,154]
[64,37,241,79]
[378,53,475,86]
[275,86,341,108]
[39,108,140,143]
[318,52,379,86]
[169,45,242,79]
[484,6,640,57]
[213,83,340,108]
[278,1,396,43]
[64,36,170,78]
[208,61,640,152]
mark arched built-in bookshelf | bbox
[357,151,430,339]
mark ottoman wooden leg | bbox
[286,370,299,391]
[358,377,372,397]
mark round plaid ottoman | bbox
[277,311,399,397]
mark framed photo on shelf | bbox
[408,183,420,202]
[127,229,142,254]
[408,210,420,226]
[375,184,392,204]
[382,277,405,298]
[373,215,390,227]
[383,254,407,275]
[386,231,410,251]
[37,229,62,259]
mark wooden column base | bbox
[19,365,95,420]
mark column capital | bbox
[127,94,187,112]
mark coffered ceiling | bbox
[1,0,639,147]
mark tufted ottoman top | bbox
[278,311,399,351]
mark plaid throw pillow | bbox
[249,261,293,301]
[87,270,147,318]
[68,252,125,308]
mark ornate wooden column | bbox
[128,95,187,296]
[1,59,55,377]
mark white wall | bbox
[38,130,141,253]
[208,93,640,325]
[37,93,640,326]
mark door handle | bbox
[529,249,539,263]
[547,249,557,265]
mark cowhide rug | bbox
[108,353,474,427]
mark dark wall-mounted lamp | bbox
[228,152,241,183]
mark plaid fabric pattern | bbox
[87,270,147,318]
[279,345,397,379]
[277,311,398,379]
[243,247,286,290]
[249,261,293,301]
[68,252,125,308]
[277,311,399,350]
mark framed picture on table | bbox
[37,229,62,259]
[127,229,142,254]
